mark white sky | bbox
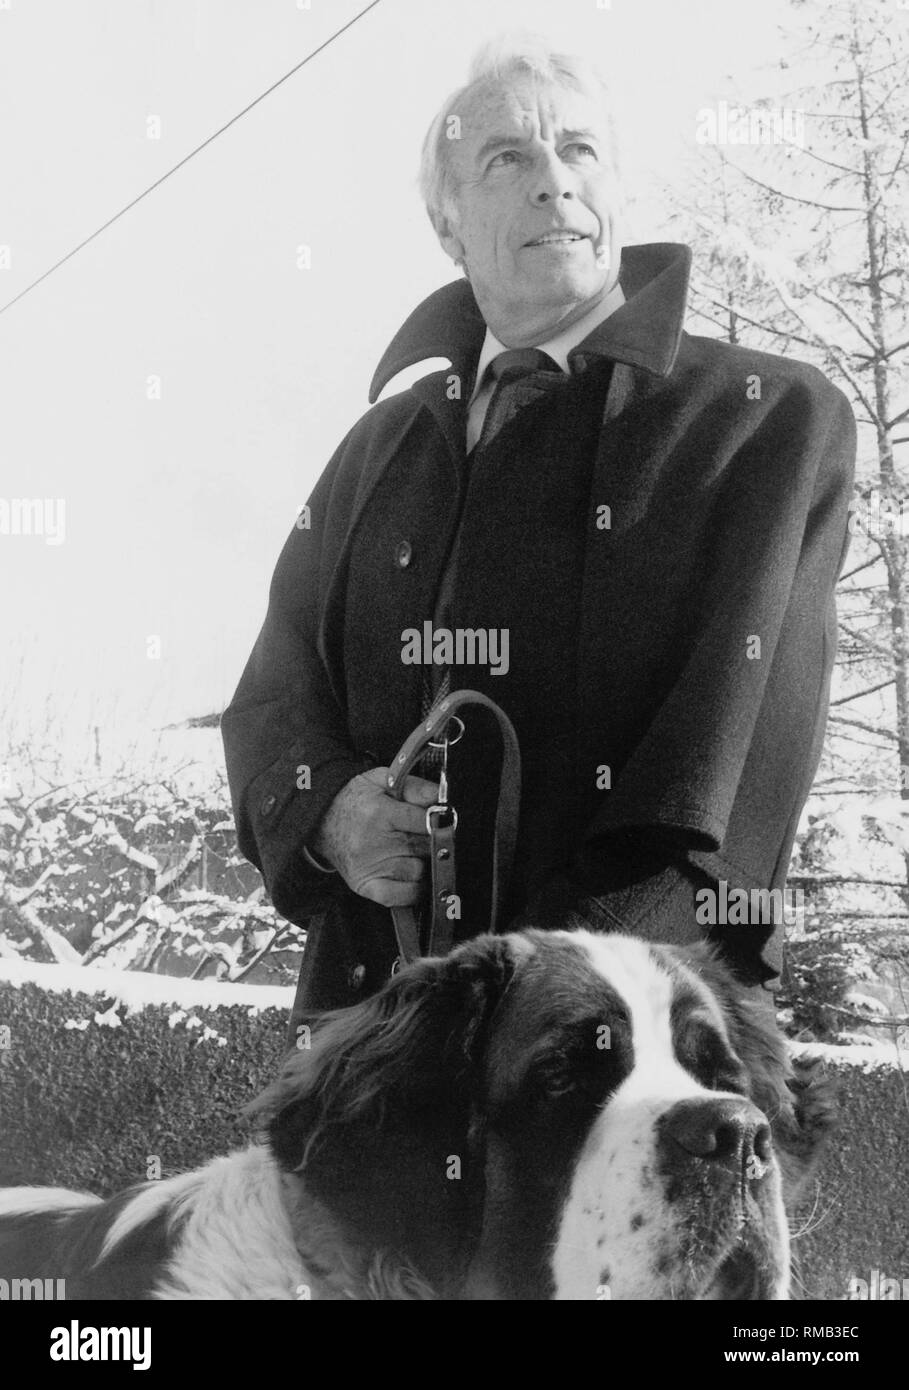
[0,0,798,764]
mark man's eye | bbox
[564,142,598,161]
[488,149,521,168]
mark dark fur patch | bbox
[256,935,522,1297]
[466,932,636,1298]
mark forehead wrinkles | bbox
[457,80,606,166]
[464,83,538,139]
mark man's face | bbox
[437,76,623,344]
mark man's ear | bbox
[430,205,467,272]
[252,935,521,1293]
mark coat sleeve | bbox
[685,379,857,897]
[536,373,857,921]
[220,435,373,926]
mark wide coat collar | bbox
[368,241,693,404]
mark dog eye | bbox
[530,1036,621,1101]
[531,1057,578,1097]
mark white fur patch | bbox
[0,1186,102,1216]
[150,1146,310,1300]
[98,1166,207,1263]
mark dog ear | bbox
[251,934,521,1295]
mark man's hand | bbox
[310,767,439,907]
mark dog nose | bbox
[661,1097,772,1173]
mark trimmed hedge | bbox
[792,1058,909,1300]
[0,978,906,1298]
[0,981,287,1195]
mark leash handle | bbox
[385,690,522,964]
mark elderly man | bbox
[222,39,855,1026]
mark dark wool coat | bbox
[221,243,856,1013]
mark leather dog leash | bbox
[384,689,521,963]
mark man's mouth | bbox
[523,231,588,247]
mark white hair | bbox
[418,33,620,233]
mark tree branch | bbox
[827,712,897,742]
[839,554,884,583]
[809,288,878,353]
[728,161,861,213]
[788,874,907,888]
[828,679,895,706]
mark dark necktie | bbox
[474,347,565,455]
[417,348,567,759]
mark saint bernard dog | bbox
[0,930,833,1299]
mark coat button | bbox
[349,963,367,991]
[260,793,277,816]
[395,540,413,568]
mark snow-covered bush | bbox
[0,768,315,988]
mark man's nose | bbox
[659,1097,773,1177]
[529,149,576,203]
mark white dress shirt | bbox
[466,281,626,452]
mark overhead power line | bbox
[0,0,384,318]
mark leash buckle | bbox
[426,801,459,834]
[425,751,458,834]
[423,722,460,955]
[424,719,462,833]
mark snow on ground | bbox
[0,956,294,1015]
[0,960,905,1071]
[790,1039,907,1072]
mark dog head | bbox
[254,930,833,1299]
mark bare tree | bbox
[663,0,909,1031]
[671,0,908,847]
